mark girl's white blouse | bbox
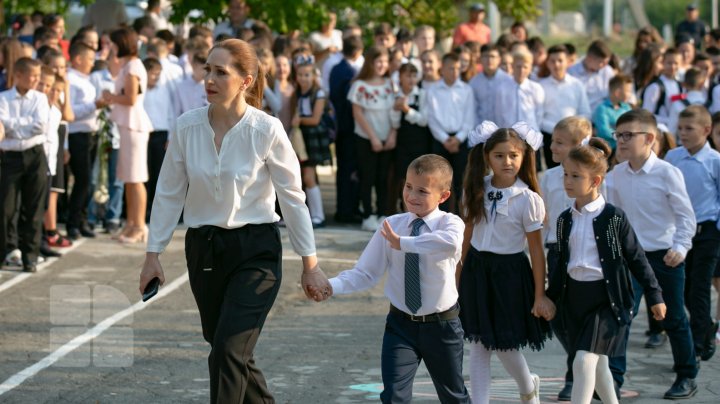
[147,105,316,256]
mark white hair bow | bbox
[467,120,543,151]
[580,135,591,146]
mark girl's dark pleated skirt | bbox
[561,277,628,357]
[459,247,551,351]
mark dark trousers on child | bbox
[185,223,282,404]
[380,306,470,403]
[0,145,48,265]
[684,221,720,350]
[334,130,360,220]
[146,130,168,220]
[356,136,391,218]
[431,136,468,213]
[67,132,97,230]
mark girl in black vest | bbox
[547,138,667,404]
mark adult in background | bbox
[102,27,153,244]
[677,4,708,50]
[452,3,491,47]
[139,38,330,403]
[213,0,254,40]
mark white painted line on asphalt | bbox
[0,239,87,295]
[0,272,189,396]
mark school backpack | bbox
[641,77,683,115]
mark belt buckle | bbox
[410,314,425,322]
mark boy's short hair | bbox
[33,26,56,46]
[683,67,706,89]
[40,65,55,77]
[342,35,363,57]
[546,44,567,56]
[14,57,42,74]
[480,43,499,55]
[587,40,611,59]
[398,62,419,76]
[512,50,533,64]
[156,29,175,44]
[69,41,94,59]
[143,57,162,72]
[679,105,712,127]
[554,116,592,143]
[663,47,681,59]
[420,49,440,61]
[441,52,460,65]
[693,52,711,64]
[408,154,453,191]
[374,22,393,37]
[609,73,633,92]
[564,43,576,56]
[616,109,658,133]
[526,36,545,52]
[53,73,66,85]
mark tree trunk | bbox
[628,0,650,28]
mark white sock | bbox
[594,355,618,404]
[305,185,324,222]
[469,342,492,404]
[571,350,599,404]
[496,350,535,402]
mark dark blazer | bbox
[328,58,357,135]
[547,203,664,326]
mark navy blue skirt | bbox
[458,248,551,351]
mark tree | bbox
[492,0,543,22]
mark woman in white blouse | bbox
[139,39,330,404]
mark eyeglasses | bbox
[612,131,651,142]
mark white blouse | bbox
[147,106,316,256]
[540,165,572,244]
[470,176,545,254]
[567,195,605,282]
[347,79,394,141]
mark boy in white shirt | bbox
[327,154,469,404]
[539,45,591,169]
[641,48,682,127]
[567,40,614,111]
[495,50,545,131]
[668,67,708,135]
[0,58,50,272]
[176,47,209,116]
[469,44,512,125]
[425,53,475,213]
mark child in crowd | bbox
[327,154,470,403]
[606,109,699,399]
[458,121,553,404]
[390,63,430,213]
[593,74,634,152]
[668,67,708,135]
[567,40,615,111]
[0,58,50,272]
[348,46,396,232]
[527,37,547,80]
[143,57,174,222]
[469,44,512,125]
[271,54,295,132]
[425,53,474,213]
[292,58,331,228]
[419,49,441,89]
[176,47,208,116]
[495,51,545,132]
[539,45,591,170]
[548,138,666,404]
[540,116,593,401]
[499,51,513,75]
[666,105,720,361]
[641,48,682,127]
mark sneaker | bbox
[4,249,22,267]
[46,233,72,248]
[361,215,379,232]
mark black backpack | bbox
[641,77,683,115]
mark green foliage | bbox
[492,0,542,22]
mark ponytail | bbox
[246,62,265,109]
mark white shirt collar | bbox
[626,151,658,174]
[484,176,529,199]
[572,194,606,215]
[411,208,444,231]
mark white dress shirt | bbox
[144,84,175,133]
[176,77,208,116]
[309,30,343,52]
[471,176,545,254]
[329,209,463,316]
[147,106,316,256]
[641,75,681,126]
[44,105,62,176]
[568,195,606,281]
[67,68,99,133]
[494,78,545,131]
[541,165,572,244]
[606,152,696,258]
[567,61,615,112]
[709,84,720,114]
[539,74,591,133]
[90,69,120,149]
[390,86,427,128]
[425,79,475,142]
[667,90,707,135]
[0,87,49,151]
[347,79,395,141]
[469,69,512,125]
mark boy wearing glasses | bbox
[606,109,699,399]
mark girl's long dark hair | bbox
[461,128,540,224]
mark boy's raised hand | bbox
[381,220,401,250]
[651,303,667,321]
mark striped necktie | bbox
[405,218,425,314]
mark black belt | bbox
[390,303,459,322]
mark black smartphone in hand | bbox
[142,277,160,302]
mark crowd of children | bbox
[1,1,720,403]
